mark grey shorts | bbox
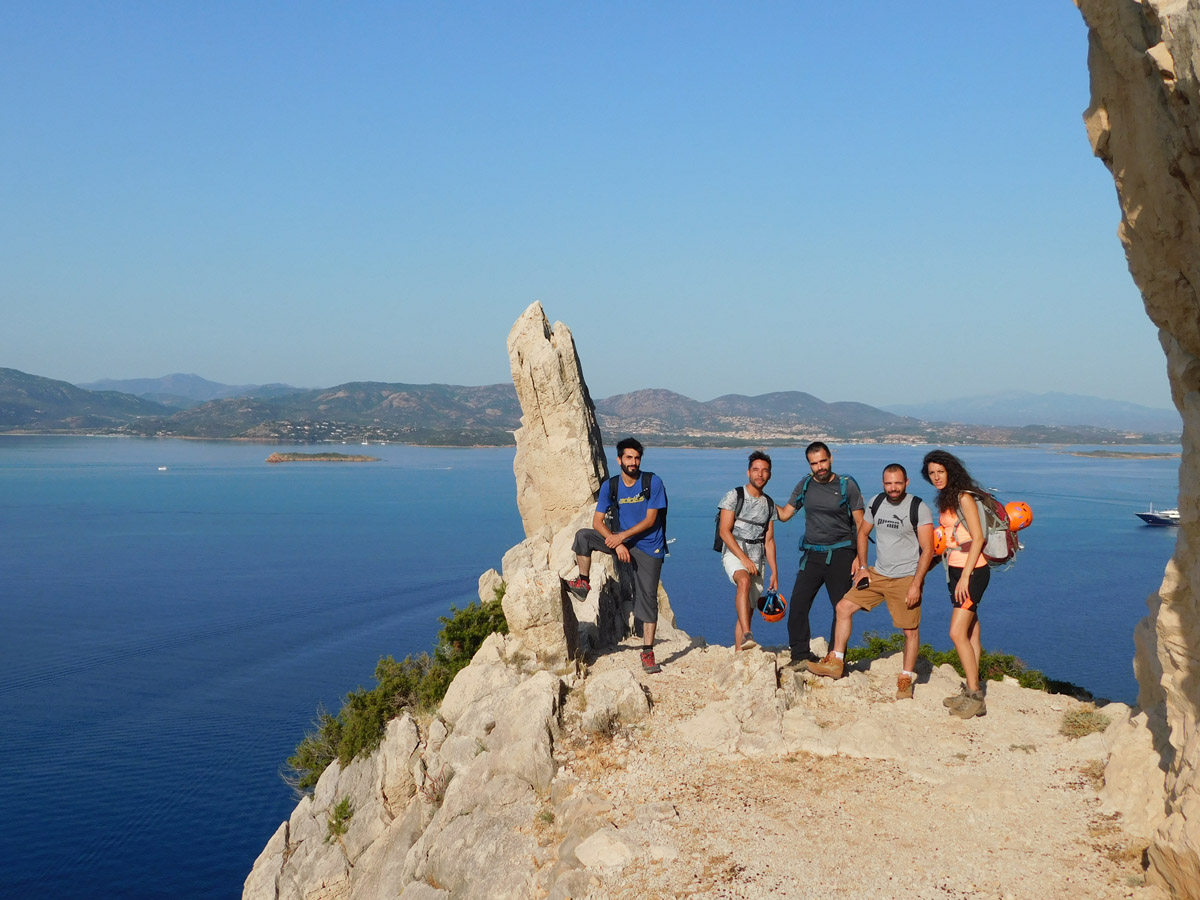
[572,528,663,624]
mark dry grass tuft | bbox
[1079,759,1106,789]
[1060,704,1111,738]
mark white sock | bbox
[901,670,916,679]
[832,651,844,659]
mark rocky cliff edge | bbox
[242,301,1170,899]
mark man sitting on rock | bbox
[567,437,669,673]
[807,463,934,700]
[716,450,778,652]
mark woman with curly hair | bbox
[921,449,991,718]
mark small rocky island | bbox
[1065,450,1180,460]
[265,452,380,463]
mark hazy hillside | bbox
[884,391,1180,434]
[0,368,1180,445]
[78,374,302,409]
[0,367,170,428]
[595,389,926,443]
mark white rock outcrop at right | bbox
[1077,2,1200,895]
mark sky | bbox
[0,1,1172,409]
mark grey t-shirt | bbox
[865,492,934,578]
[787,475,864,546]
[718,488,776,566]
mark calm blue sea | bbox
[0,437,1180,899]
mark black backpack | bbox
[713,486,775,552]
[868,492,940,566]
[869,493,922,539]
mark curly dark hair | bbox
[920,449,990,513]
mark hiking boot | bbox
[896,673,914,700]
[566,575,591,599]
[943,684,968,709]
[805,652,845,679]
[785,650,815,668]
[951,689,987,719]
[640,649,662,674]
[740,632,758,651]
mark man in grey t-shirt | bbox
[717,450,778,652]
[776,441,865,664]
[807,463,935,699]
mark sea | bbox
[0,436,1181,899]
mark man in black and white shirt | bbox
[716,450,778,652]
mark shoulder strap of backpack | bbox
[909,495,920,537]
[733,485,745,519]
[641,472,653,500]
[870,493,886,517]
[797,474,812,507]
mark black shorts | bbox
[947,565,990,611]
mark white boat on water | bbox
[1136,503,1180,526]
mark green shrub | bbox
[325,797,354,843]
[283,595,509,794]
[843,630,1090,698]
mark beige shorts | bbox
[722,552,764,606]
[845,570,921,630]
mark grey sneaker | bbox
[943,684,968,709]
[740,632,758,651]
[951,689,987,719]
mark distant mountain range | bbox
[0,368,1180,446]
[78,374,302,408]
[883,391,1180,434]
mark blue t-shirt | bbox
[596,473,668,557]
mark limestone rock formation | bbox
[507,301,607,539]
[243,633,569,900]
[499,302,678,664]
[1077,2,1200,895]
[244,304,687,898]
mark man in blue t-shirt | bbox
[567,437,668,673]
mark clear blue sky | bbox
[0,1,1170,408]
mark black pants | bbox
[788,546,855,657]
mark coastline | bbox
[0,431,1183,451]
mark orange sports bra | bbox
[939,500,988,569]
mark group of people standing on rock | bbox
[564,438,995,720]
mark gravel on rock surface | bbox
[549,634,1160,900]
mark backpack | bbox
[795,473,853,514]
[951,491,1019,568]
[868,493,922,540]
[795,473,859,563]
[603,471,669,556]
[713,486,776,552]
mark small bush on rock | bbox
[325,797,354,843]
[844,631,1091,698]
[283,595,508,794]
